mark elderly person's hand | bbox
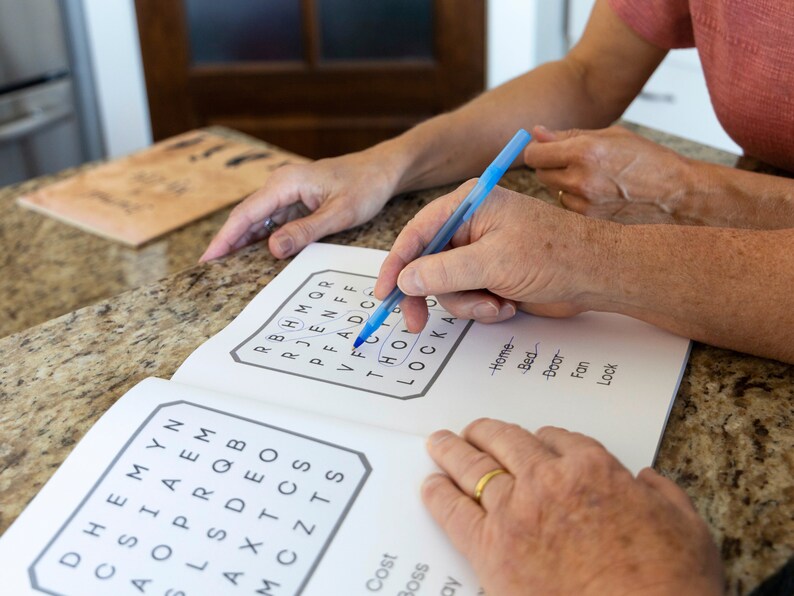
[423,419,723,595]
[525,124,794,230]
[374,182,620,332]
[201,149,400,262]
[524,125,700,225]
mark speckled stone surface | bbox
[0,124,791,595]
[0,127,297,338]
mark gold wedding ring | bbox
[557,189,564,202]
[473,468,508,504]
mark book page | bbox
[0,378,479,595]
[174,243,691,474]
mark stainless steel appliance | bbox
[0,0,104,186]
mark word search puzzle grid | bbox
[30,401,370,595]
[231,270,473,399]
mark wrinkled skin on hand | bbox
[201,151,397,262]
[524,124,702,225]
[375,183,620,332]
[423,419,723,595]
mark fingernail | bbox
[275,234,294,257]
[498,302,516,319]
[536,124,548,132]
[398,268,425,294]
[422,473,447,489]
[472,302,499,319]
[198,248,217,263]
[428,429,453,446]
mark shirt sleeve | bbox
[607,0,695,49]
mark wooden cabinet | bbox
[135,0,485,158]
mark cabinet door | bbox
[135,0,485,158]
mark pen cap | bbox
[491,129,531,173]
[462,129,532,222]
[479,129,532,190]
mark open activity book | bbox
[0,243,691,595]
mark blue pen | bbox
[353,128,532,349]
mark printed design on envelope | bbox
[230,270,473,399]
[29,401,371,595]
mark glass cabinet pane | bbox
[185,0,303,63]
[318,0,433,61]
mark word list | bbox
[489,336,621,386]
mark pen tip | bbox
[353,337,364,350]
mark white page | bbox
[175,243,691,474]
[0,378,479,595]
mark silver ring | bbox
[262,217,278,235]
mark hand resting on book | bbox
[422,418,723,596]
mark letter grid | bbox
[231,271,473,399]
[29,402,370,595]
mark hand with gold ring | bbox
[473,467,508,504]
[526,124,706,225]
[422,418,723,595]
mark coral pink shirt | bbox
[608,0,794,172]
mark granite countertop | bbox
[0,127,292,339]
[0,124,791,594]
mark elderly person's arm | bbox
[375,184,794,364]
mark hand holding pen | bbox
[354,130,532,348]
